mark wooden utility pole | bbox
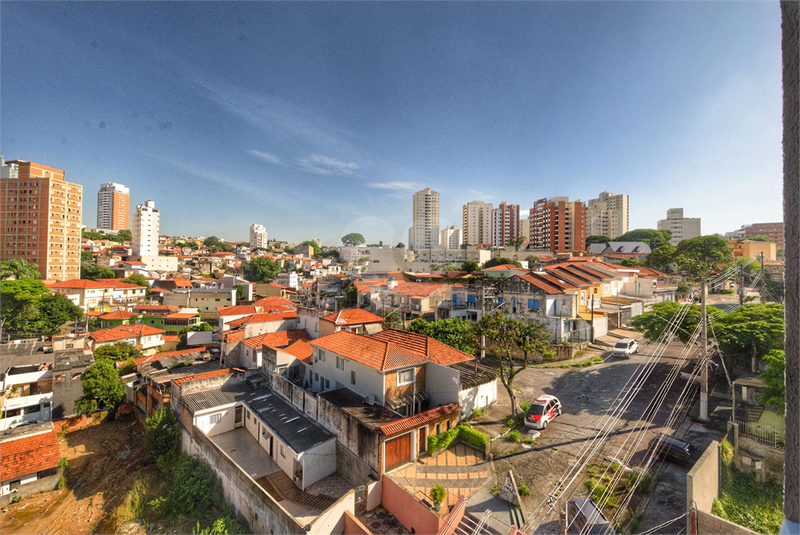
[700,278,709,421]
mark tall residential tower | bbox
[586,191,628,239]
[410,187,439,251]
[462,201,493,245]
[249,224,268,249]
[0,158,82,280]
[657,208,701,246]
[96,182,130,231]
[132,200,159,257]
[529,197,586,254]
[491,202,520,247]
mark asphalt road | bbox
[470,339,725,534]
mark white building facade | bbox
[440,225,461,249]
[462,200,493,245]
[132,200,159,257]
[410,187,440,251]
[249,224,268,249]
[657,208,701,246]
[586,191,629,239]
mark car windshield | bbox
[614,341,629,349]
[529,403,547,415]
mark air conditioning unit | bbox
[366,396,375,405]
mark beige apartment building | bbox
[0,158,82,281]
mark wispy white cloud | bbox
[295,154,359,176]
[247,150,282,164]
[469,189,494,200]
[367,181,418,190]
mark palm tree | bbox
[0,259,41,280]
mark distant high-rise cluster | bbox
[657,208,701,246]
[586,191,628,239]
[132,200,159,256]
[97,182,130,231]
[250,223,268,249]
[0,157,83,280]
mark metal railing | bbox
[735,419,784,449]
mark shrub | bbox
[430,484,447,505]
[58,456,69,488]
[427,424,488,453]
[518,483,530,497]
[428,428,458,453]
[194,516,247,534]
[506,430,521,443]
[163,454,225,517]
[520,401,531,413]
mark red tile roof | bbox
[96,279,147,289]
[483,264,525,271]
[90,324,165,342]
[218,305,262,317]
[134,346,211,365]
[227,311,297,328]
[321,309,385,326]
[251,296,296,311]
[163,313,200,319]
[0,430,61,481]
[370,329,474,366]
[99,310,138,320]
[242,329,311,349]
[48,279,113,289]
[172,367,244,386]
[282,339,314,363]
[166,278,194,288]
[310,330,426,371]
[164,335,180,342]
[390,282,448,297]
[515,274,565,295]
[379,403,461,436]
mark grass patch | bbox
[115,475,150,525]
[584,479,617,509]
[546,355,604,369]
[518,483,530,497]
[505,430,522,443]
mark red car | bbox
[524,395,562,429]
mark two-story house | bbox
[89,324,166,355]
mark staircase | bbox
[453,512,507,535]
[264,470,337,511]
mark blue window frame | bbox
[528,299,540,310]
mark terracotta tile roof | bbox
[99,310,138,320]
[96,279,146,289]
[390,282,447,297]
[0,430,61,481]
[282,339,314,363]
[134,346,211,366]
[242,329,311,349]
[321,309,385,326]
[164,335,180,342]
[515,274,565,294]
[90,324,165,342]
[370,329,474,366]
[172,367,244,386]
[378,403,461,436]
[87,310,105,317]
[310,330,426,371]
[221,330,244,343]
[251,296,296,311]
[168,278,194,288]
[483,264,525,271]
[48,279,113,289]
[218,305,262,317]
[227,311,297,328]
[163,313,200,319]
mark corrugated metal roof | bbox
[245,389,333,453]
[182,384,251,412]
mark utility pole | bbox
[739,261,746,306]
[480,278,486,361]
[700,278,709,421]
[758,252,766,303]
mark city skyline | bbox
[1,2,783,245]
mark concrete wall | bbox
[195,404,237,437]
[381,475,443,535]
[458,380,498,419]
[343,510,371,535]
[317,396,382,475]
[302,438,337,489]
[426,363,461,408]
[307,489,355,535]
[686,439,720,514]
[694,510,759,535]
[188,425,305,535]
[272,373,318,420]
[336,441,379,486]
[367,479,383,511]
[736,435,785,481]
[0,472,59,506]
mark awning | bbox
[385,390,429,410]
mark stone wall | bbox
[188,425,305,535]
[736,434,785,482]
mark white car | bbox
[524,395,562,430]
[611,339,639,358]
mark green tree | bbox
[74,358,125,414]
[645,245,677,273]
[340,283,358,308]
[117,229,132,241]
[82,230,105,241]
[94,341,143,362]
[507,236,526,251]
[80,251,94,263]
[757,350,785,413]
[628,301,721,344]
[179,322,214,347]
[745,235,774,242]
[81,263,116,280]
[300,240,322,256]
[395,242,406,248]
[616,229,673,250]
[121,273,148,287]
[461,261,479,273]
[145,406,181,469]
[408,318,478,354]
[379,309,404,330]
[1,279,83,335]
[619,259,640,267]
[234,284,246,301]
[0,258,41,280]
[675,235,733,278]
[484,257,522,269]
[585,235,611,246]
[716,304,784,372]
[341,233,366,246]
[242,257,280,283]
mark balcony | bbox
[4,392,53,410]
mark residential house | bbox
[164,287,237,319]
[728,239,778,262]
[98,309,201,332]
[379,281,452,319]
[47,279,116,311]
[319,308,385,337]
[0,423,61,505]
[480,264,529,278]
[90,324,166,356]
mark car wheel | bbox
[542,420,548,429]
[557,408,562,416]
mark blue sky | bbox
[1,1,783,246]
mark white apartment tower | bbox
[657,208,701,246]
[97,183,130,231]
[491,202,520,247]
[586,191,629,239]
[249,224,268,249]
[132,200,159,257]
[462,201,493,245]
[440,225,461,249]
[410,187,440,251]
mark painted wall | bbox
[194,404,236,437]
[381,476,443,535]
[425,363,461,408]
[458,379,498,419]
[301,438,337,489]
[312,349,384,403]
[307,489,355,535]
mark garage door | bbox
[385,434,411,473]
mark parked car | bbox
[647,433,694,465]
[611,339,638,358]
[524,395,562,430]
[564,498,617,534]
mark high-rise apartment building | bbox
[440,225,461,249]
[410,187,439,251]
[96,183,130,231]
[529,197,586,254]
[586,191,629,239]
[519,217,530,241]
[0,158,82,280]
[462,201,493,245]
[491,202,520,247]
[657,208,701,246]
[250,224,268,249]
[745,222,784,249]
[132,200,159,257]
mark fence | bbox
[735,420,784,450]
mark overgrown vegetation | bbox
[427,423,488,453]
[58,457,69,489]
[712,440,783,535]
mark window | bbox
[318,349,326,362]
[209,413,222,425]
[351,371,356,385]
[336,356,345,370]
[280,444,286,457]
[324,378,330,389]
[397,368,415,385]
[314,372,319,382]
[528,299,540,311]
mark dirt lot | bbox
[1,414,152,535]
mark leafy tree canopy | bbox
[628,301,722,344]
[300,240,322,257]
[94,341,143,362]
[74,358,125,414]
[1,259,41,280]
[1,279,84,335]
[507,236,526,251]
[619,259,640,267]
[616,229,673,250]
[645,245,677,274]
[203,236,235,253]
[395,242,406,249]
[407,317,478,354]
[585,236,611,246]
[117,229,132,241]
[242,257,280,283]
[461,260,479,273]
[715,304,784,367]
[484,257,522,269]
[121,273,149,287]
[757,350,785,413]
[234,284,246,301]
[145,406,181,466]
[80,251,94,263]
[675,235,733,278]
[81,263,117,280]
[341,233,366,246]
